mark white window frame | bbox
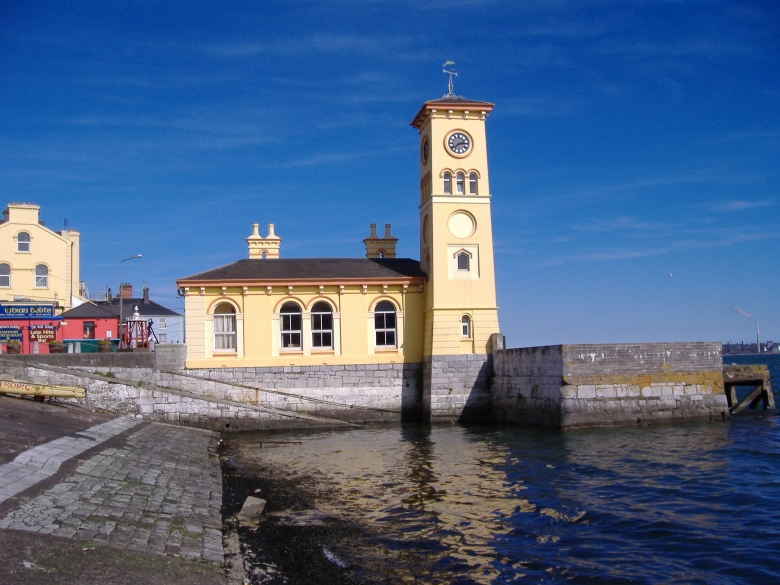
[461,315,471,338]
[469,172,478,194]
[0,264,9,288]
[311,301,333,349]
[374,301,397,348]
[158,333,167,343]
[280,302,302,350]
[17,232,30,253]
[457,252,470,271]
[456,172,464,194]
[443,172,452,194]
[213,303,237,352]
[158,318,167,329]
[35,264,48,288]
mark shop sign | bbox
[0,326,23,343]
[0,305,56,319]
[30,325,57,343]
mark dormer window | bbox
[457,251,470,271]
[443,172,452,194]
[17,232,30,253]
[456,172,464,194]
[469,173,478,194]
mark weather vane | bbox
[442,61,463,99]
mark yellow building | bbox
[177,87,502,421]
[0,203,82,310]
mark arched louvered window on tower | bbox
[443,172,452,194]
[469,173,478,194]
[456,172,465,194]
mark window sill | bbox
[213,351,237,356]
[280,349,303,354]
[311,349,335,355]
[374,347,398,353]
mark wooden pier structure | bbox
[723,364,775,413]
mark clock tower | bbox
[411,77,500,361]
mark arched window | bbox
[469,173,478,194]
[35,265,48,288]
[443,172,452,194]
[0,264,9,288]
[311,301,333,349]
[457,252,470,271]
[213,303,236,351]
[374,301,396,348]
[456,172,465,194]
[461,315,471,338]
[280,302,302,349]
[17,232,30,253]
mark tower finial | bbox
[442,61,463,99]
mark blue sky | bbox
[1,0,778,347]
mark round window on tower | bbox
[448,211,476,239]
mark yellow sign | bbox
[0,379,85,398]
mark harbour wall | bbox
[0,342,732,430]
[491,342,730,428]
[0,346,423,431]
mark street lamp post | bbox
[119,255,142,348]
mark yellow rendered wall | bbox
[182,283,423,368]
[0,204,81,309]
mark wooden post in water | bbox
[722,364,774,413]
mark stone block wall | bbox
[0,357,423,431]
[422,354,492,423]
[175,362,423,423]
[491,342,729,428]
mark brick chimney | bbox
[120,283,133,299]
[363,223,397,258]
[142,286,150,303]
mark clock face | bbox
[421,137,429,164]
[447,132,471,155]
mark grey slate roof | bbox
[60,302,118,320]
[178,258,426,282]
[95,299,182,318]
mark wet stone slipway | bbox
[0,420,224,564]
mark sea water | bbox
[226,354,780,584]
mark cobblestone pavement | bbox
[0,416,141,503]
[0,423,224,563]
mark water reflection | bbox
[227,415,780,584]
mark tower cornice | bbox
[411,98,495,130]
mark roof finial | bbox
[442,61,463,99]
